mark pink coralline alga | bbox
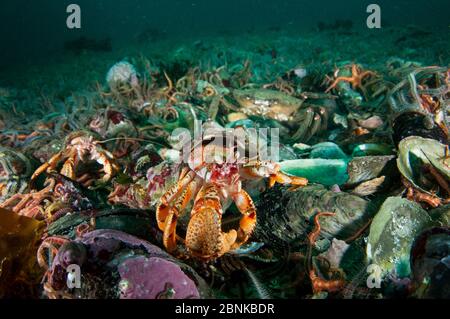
[118,256,200,299]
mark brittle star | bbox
[325,64,376,97]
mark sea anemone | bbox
[106,61,138,88]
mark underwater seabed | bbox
[0,25,449,299]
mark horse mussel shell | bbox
[345,155,399,196]
[366,197,433,278]
[392,111,448,147]
[47,208,161,244]
[254,185,375,247]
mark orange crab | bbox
[31,132,118,185]
[156,128,308,260]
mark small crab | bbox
[232,89,304,122]
[231,89,331,143]
[156,126,308,260]
[31,132,119,186]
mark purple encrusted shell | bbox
[79,229,168,259]
[118,256,200,299]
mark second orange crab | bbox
[31,132,119,186]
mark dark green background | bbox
[0,0,449,68]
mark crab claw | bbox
[269,171,308,190]
[186,206,228,259]
[31,152,64,181]
[186,184,238,259]
[232,188,257,248]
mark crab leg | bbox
[232,188,257,249]
[156,169,197,231]
[160,178,200,253]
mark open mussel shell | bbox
[254,185,374,246]
[397,136,449,195]
[392,111,448,147]
[367,197,433,278]
[410,227,450,299]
